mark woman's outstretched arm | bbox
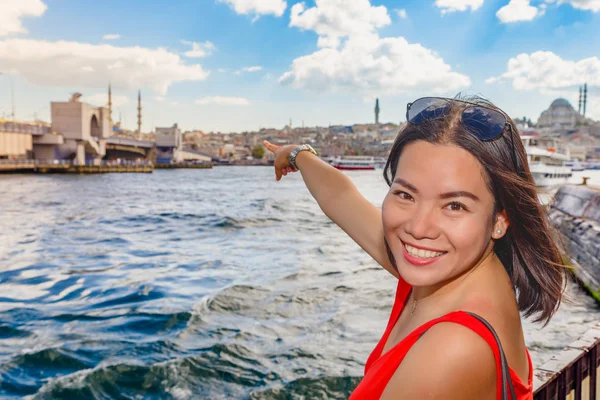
[264,140,398,279]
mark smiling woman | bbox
[264,94,568,400]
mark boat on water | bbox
[521,135,572,187]
[585,160,600,170]
[565,159,586,171]
[330,156,375,170]
[374,157,387,169]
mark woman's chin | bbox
[397,267,439,287]
[396,258,452,287]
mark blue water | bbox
[0,167,598,399]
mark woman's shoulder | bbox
[459,290,530,385]
[380,320,497,400]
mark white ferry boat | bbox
[374,157,387,169]
[330,156,375,171]
[521,135,572,187]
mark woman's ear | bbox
[492,209,509,239]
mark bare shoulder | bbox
[380,322,497,400]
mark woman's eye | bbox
[393,191,413,200]
[446,202,467,212]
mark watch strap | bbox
[288,144,317,170]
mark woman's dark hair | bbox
[383,94,568,325]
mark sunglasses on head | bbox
[406,97,519,172]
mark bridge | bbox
[105,136,155,160]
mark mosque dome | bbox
[550,98,572,108]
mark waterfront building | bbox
[155,123,182,163]
[568,145,588,161]
[0,120,51,159]
[155,123,211,164]
[329,125,352,134]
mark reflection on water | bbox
[0,167,598,399]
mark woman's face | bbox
[382,140,497,288]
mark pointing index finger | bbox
[263,141,277,152]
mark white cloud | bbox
[584,96,600,121]
[496,0,542,23]
[217,0,287,17]
[84,93,131,108]
[0,38,210,94]
[196,96,250,105]
[394,8,408,19]
[282,0,469,96]
[290,0,390,48]
[279,33,471,96]
[154,96,165,102]
[235,65,263,74]
[0,0,47,37]
[102,34,121,40]
[486,51,600,92]
[435,0,484,14]
[557,0,600,12]
[181,40,216,58]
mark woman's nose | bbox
[404,206,439,240]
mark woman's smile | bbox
[401,239,448,266]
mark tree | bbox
[252,145,265,159]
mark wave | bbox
[0,324,31,339]
[1,348,96,397]
[29,343,276,400]
[249,375,361,399]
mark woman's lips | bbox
[401,241,447,267]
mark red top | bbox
[350,277,533,399]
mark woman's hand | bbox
[263,140,299,181]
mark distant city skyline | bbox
[0,0,599,132]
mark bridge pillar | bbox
[75,142,85,165]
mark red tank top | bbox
[349,277,533,399]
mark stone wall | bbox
[549,185,600,301]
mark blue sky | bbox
[0,0,599,132]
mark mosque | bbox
[537,84,593,129]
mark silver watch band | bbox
[288,144,316,170]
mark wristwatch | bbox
[288,144,317,170]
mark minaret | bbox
[375,98,380,125]
[137,90,142,137]
[583,83,587,117]
[578,86,582,114]
[108,84,113,129]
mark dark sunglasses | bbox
[406,97,519,171]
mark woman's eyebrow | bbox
[393,178,480,202]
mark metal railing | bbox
[0,159,153,166]
[102,159,153,166]
[534,334,600,399]
[0,122,50,135]
[0,159,70,165]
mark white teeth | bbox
[404,244,445,258]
